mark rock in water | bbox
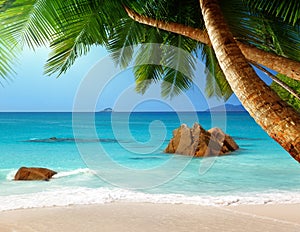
[164,123,239,157]
[208,127,239,152]
[14,167,57,181]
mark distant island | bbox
[96,105,245,113]
[99,107,113,112]
[207,104,246,112]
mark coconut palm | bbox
[1,0,300,162]
[198,0,300,162]
[123,0,300,162]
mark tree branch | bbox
[125,6,300,81]
[125,6,210,45]
[251,62,300,101]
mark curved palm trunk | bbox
[199,0,300,162]
[125,6,300,81]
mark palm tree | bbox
[111,0,300,162]
[124,6,300,82]
[1,0,300,162]
[198,0,300,162]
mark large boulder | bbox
[165,123,239,157]
[14,167,57,181]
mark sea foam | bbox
[6,170,17,180]
[5,168,96,180]
[1,187,300,212]
[53,168,97,178]
[3,167,300,211]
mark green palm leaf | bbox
[161,35,196,98]
[107,7,199,98]
[0,0,126,77]
[107,18,146,69]
[134,64,164,94]
[245,0,300,26]
[270,21,300,61]
[201,45,233,100]
[222,0,300,61]
[271,73,300,111]
[0,37,17,80]
[44,0,114,76]
[133,29,164,94]
[0,0,56,78]
[0,0,56,49]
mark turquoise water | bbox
[0,112,300,210]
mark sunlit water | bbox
[0,112,300,211]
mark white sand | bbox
[0,203,299,232]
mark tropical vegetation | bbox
[1,0,300,162]
[271,74,300,111]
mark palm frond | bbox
[221,1,267,46]
[0,0,126,77]
[0,0,52,78]
[0,0,56,49]
[222,0,300,62]
[136,0,203,29]
[200,45,233,100]
[134,64,164,94]
[244,0,300,26]
[107,18,145,69]
[44,0,116,76]
[0,37,17,80]
[161,68,192,98]
[107,7,200,98]
[0,0,17,13]
[133,29,164,94]
[160,35,196,98]
[270,22,300,61]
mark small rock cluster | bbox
[165,123,239,157]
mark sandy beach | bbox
[0,203,299,232]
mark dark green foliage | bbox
[271,74,300,111]
[221,0,300,61]
[244,0,300,26]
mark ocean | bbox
[0,111,300,211]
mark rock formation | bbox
[165,123,239,157]
[14,167,57,181]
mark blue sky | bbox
[0,45,247,112]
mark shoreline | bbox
[0,202,299,232]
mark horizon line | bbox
[0,110,246,113]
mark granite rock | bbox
[165,123,239,157]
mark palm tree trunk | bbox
[125,6,300,81]
[199,0,300,162]
[237,42,300,81]
[124,6,210,44]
